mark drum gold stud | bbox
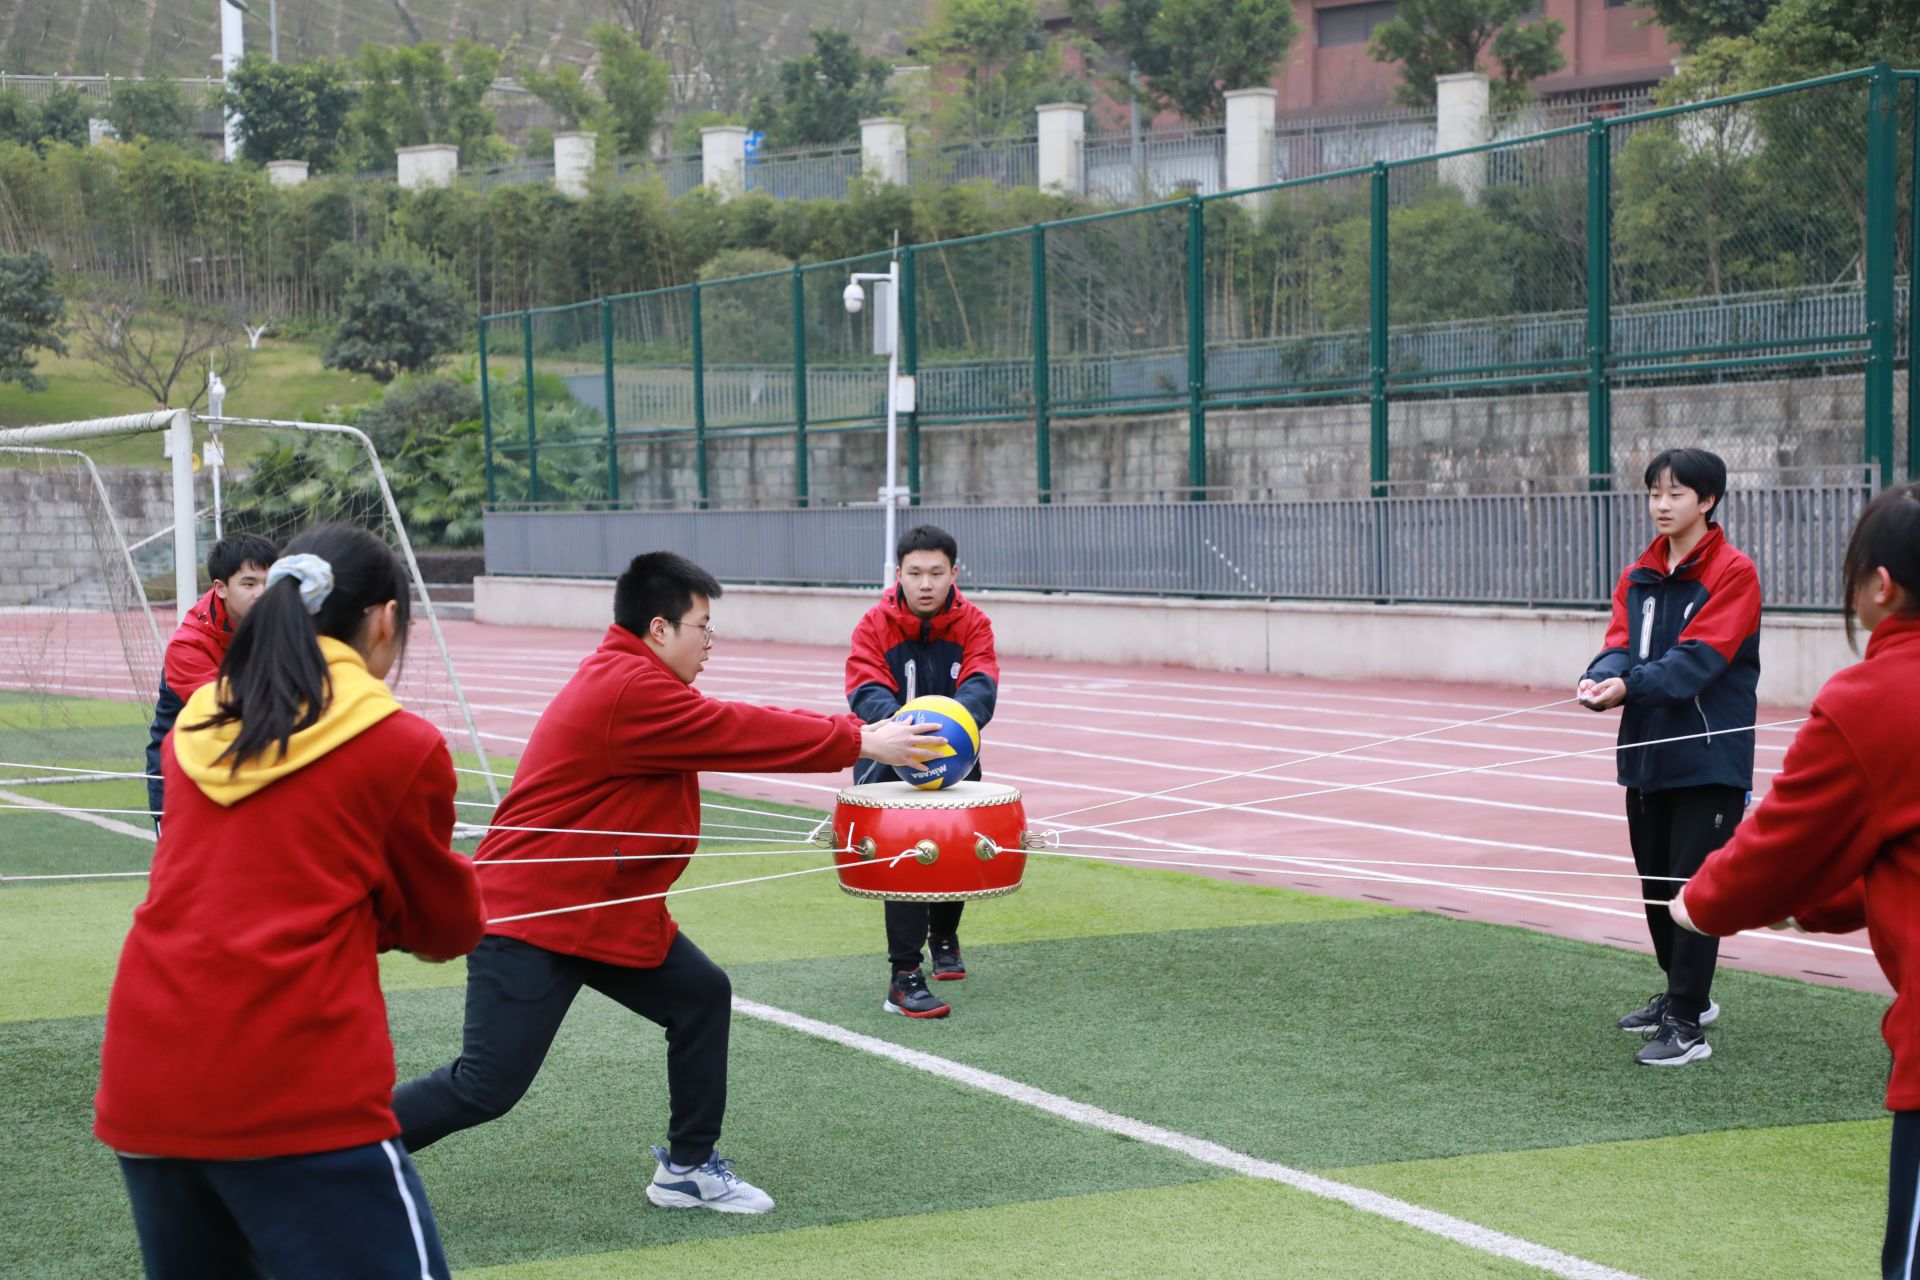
[855,837,877,860]
[914,839,940,865]
[975,836,997,861]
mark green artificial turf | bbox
[456,1177,1548,1280]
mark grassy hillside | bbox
[0,0,922,80]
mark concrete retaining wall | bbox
[475,575,1858,706]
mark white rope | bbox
[0,802,157,817]
[473,847,848,865]
[1030,840,1687,882]
[1051,717,1805,840]
[444,763,821,828]
[0,870,151,882]
[1037,696,1578,826]
[485,851,912,925]
[1021,846,1668,909]
[0,760,156,782]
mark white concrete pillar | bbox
[1223,88,1277,206]
[1435,72,1490,204]
[88,118,117,146]
[701,124,748,199]
[265,159,309,187]
[397,143,458,190]
[554,130,596,198]
[1036,102,1086,196]
[860,116,907,186]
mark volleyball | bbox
[891,695,981,789]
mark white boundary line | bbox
[0,788,154,843]
[734,996,1642,1280]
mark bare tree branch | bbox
[72,288,253,412]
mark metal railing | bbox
[480,64,1920,517]
[483,471,1872,610]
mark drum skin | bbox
[831,781,1029,902]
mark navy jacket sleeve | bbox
[1583,570,1633,683]
[846,609,902,722]
[1623,563,1760,708]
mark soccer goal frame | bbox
[0,409,501,804]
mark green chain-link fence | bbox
[482,65,1920,512]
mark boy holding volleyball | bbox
[846,525,1002,1019]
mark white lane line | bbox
[0,788,155,843]
[735,997,1643,1280]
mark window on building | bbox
[1318,1,1398,48]
[1603,0,1633,7]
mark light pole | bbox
[843,253,913,589]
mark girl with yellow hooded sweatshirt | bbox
[94,523,486,1280]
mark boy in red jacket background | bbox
[393,551,936,1216]
[845,524,1001,1020]
[143,532,278,829]
[98,524,485,1280]
[1670,481,1920,1279]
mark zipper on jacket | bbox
[1694,697,1712,745]
[1638,597,1656,660]
[905,659,917,702]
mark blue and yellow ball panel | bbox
[892,695,981,789]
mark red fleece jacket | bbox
[95,712,483,1159]
[165,588,232,695]
[1685,612,1920,1110]
[477,625,862,968]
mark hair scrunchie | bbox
[266,553,335,615]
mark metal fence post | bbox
[1186,195,1207,498]
[1032,224,1051,503]
[1369,162,1389,600]
[478,319,495,504]
[691,284,709,509]
[1369,162,1389,497]
[902,246,921,504]
[601,297,619,503]
[1865,61,1897,486]
[1586,116,1615,598]
[1910,76,1919,483]
[792,267,809,507]
[522,310,539,505]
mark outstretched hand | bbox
[1667,887,1705,936]
[1576,677,1627,711]
[860,717,944,768]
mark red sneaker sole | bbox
[884,999,951,1019]
[931,971,966,981]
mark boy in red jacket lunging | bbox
[97,525,486,1280]
[845,525,1000,1019]
[143,532,278,829]
[393,551,936,1215]
[1669,482,1920,1279]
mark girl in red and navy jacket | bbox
[97,525,486,1280]
[393,551,935,1217]
[1670,481,1920,1279]
[1578,448,1761,1067]
[845,524,1001,1018]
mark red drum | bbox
[830,781,1029,902]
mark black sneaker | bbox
[1636,1015,1712,1067]
[929,935,966,981]
[884,968,950,1019]
[1618,994,1720,1033]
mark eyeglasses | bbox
[673,620,716,646]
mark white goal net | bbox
[0,411,499,817]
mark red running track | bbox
[440,619,1887,998]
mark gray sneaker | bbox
[1619,994,1719,1034]
[645,1147,775,1214]
[1635,1016,1712,1067]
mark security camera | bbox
[843,280,865,314]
